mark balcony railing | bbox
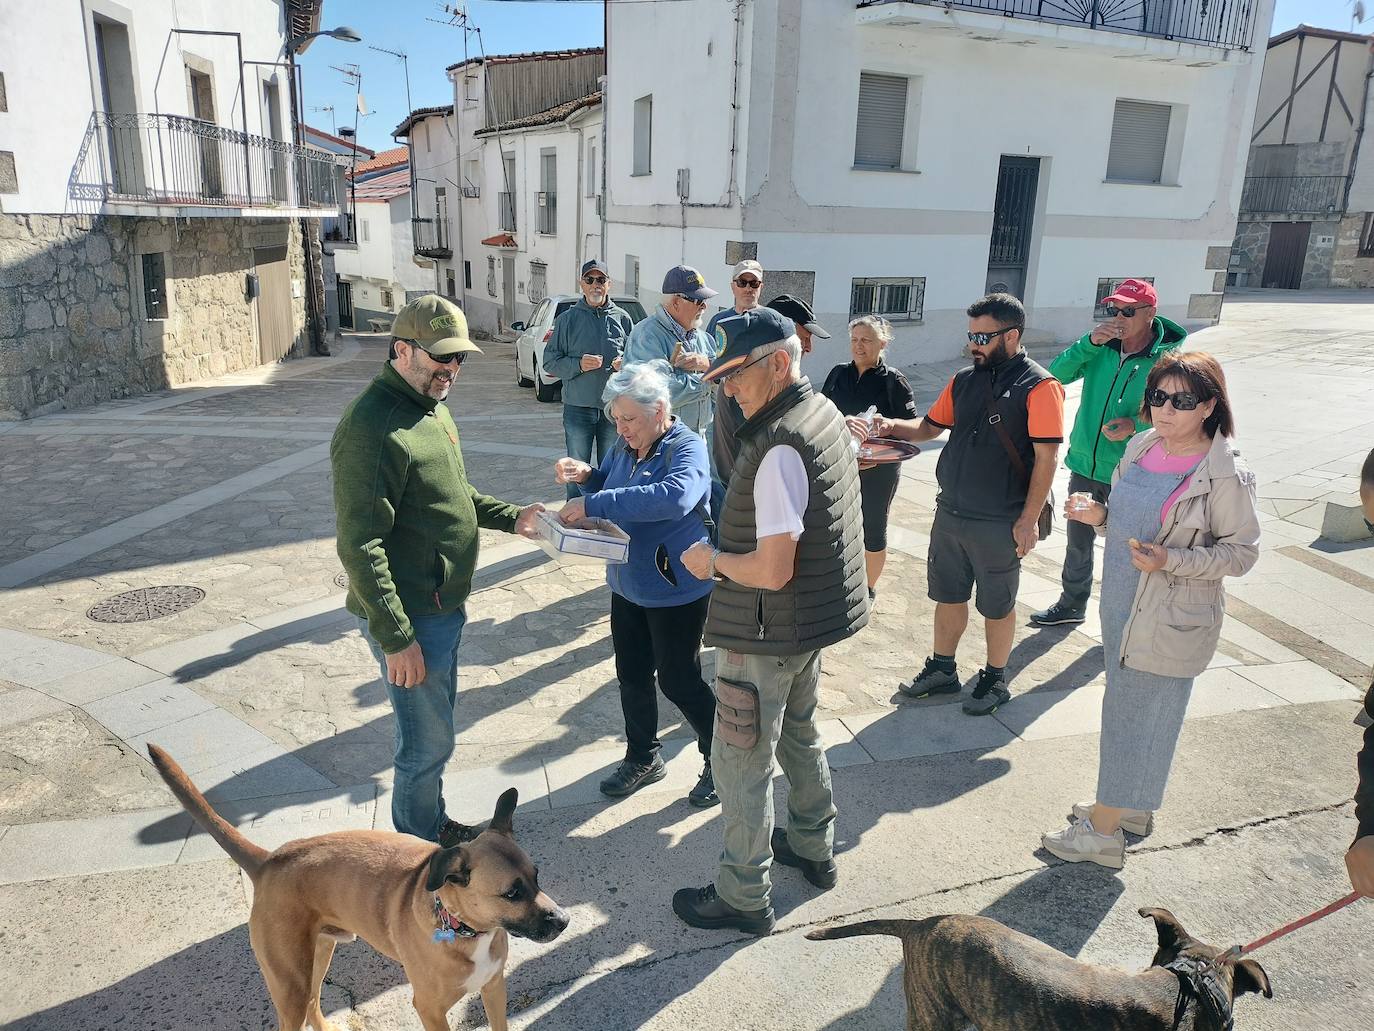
[460,184,480,198]
[856,0,1256,50]
[498,191,516,232]
[1240,176,1348,216]
[412,216,452,258]
[71,111,340,212]
[537,191,557,235]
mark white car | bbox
[513,294,648,402]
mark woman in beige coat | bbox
[1042,351,1260,869]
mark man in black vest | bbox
[874,293,1064,715]
[672,308,868,937]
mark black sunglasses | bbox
[1105,305,1140,318]
[1145,387,1200,411]
[402,340,467,366]
[966,326,1019,346]
[734,277,761,288]
[583,276,608,285]
[677,294,708,308]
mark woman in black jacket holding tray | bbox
[821,315,918,600]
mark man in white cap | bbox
[331,295,544,847]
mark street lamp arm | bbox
[287,26,362,53]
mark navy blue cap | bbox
[704,307,796,382]
[580,259,610,278]
[660,264,717,301]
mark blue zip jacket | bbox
[541,298,634,409]
[581,418,713,608]
[624,306,715,413]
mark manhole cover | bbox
[87,586,206,624]
[334,572,350,590]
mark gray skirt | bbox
[1094,668,1193,812]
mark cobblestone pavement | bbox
[0,291,1371,1029]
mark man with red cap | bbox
[1030,278,1186,628]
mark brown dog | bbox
[807,907,1271,1030]
[148,744,568,1031]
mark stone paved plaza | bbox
[1,289,1372,1029]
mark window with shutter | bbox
[854,72,908,170]
[633,96,652,176]
[1106,100,1171,184]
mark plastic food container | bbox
[534,510,630,565]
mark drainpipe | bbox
[451,105,467,311]
[573,115,586,277]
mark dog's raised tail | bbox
[147,743,269,878]
[806,919,918,942]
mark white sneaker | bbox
[1041,818,1125,870]
[1071,803,1154,837]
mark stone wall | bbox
[0,214,306,419]
[1228,221,1269,286]
[1331,212,1374,289]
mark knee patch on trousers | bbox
[715,677,760,749]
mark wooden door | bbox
[1262,221,1310,290]
[255,245,293,363]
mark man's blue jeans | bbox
[359,608,465,841]
[564,403,618,499]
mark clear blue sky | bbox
[297,0,604,152]
[297,0,1372,153]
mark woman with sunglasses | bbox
[1042,351,1260,870]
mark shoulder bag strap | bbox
[984,392,1030,490]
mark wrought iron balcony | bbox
[412,216,452,258]
[460,184,480,198]
[498,191,516,232]
[856,1,1257,51]
[71,112,340,214]
[536,191,557,235]
[1239,176,1348,216]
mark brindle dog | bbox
[807,907,1271,1030]
[149,744,568,1031]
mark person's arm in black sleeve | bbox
[1356,683,1374,844]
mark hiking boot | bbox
[770,827,837,890]
[1041,818,1126,870]
[672,883,775,936]
[899,657,961,699]
[961,669,1010,715]
[688,761,719,808]
[438,820,482,848]
[599,757,667,798]
[1030,601,1086,627]
[1071,803,1154,837]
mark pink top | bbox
[1138,442,1205,520]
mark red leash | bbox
[1214,892,1363,965]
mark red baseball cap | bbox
[1102,278,1158,308]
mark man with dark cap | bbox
[331,295,544,847]
[711,293,832,485]
[672,307,866,937]
[625,264,718,442]
[542,259,634,499]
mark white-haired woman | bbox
[821,316,918,598]
[555,360,719,807]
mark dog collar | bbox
[1164,956,1235,1031]
[432,894,480,943]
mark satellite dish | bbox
[1354,1,1367,26]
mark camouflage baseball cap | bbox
[390,295,482,357]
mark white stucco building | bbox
[0,0,346,417]
[395,49,605,337]
[604,0,1279,370]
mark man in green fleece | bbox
[331,295,543,845]
[1031,279,1186,627]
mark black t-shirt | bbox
[821,360,918,421]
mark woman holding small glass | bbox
[1041,351,1260,870]
[821,316,918,599]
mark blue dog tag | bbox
[433,928,456,943]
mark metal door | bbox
[337,278,354,329]
[255,245,293,363]
[1262,221,1310,290]
[985,156,1040,299]
[502,256,516,330]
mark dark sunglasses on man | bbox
[677,294,708,308]
[583,275,608,285]
[734,277,761,288]
[1104,305,1140,318]
[402,339,467,366]
[966,326,1018,346]
[1145,387,1201,411]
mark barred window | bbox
[1093,276,1155,318]
[850,277,924,322]
[140,252,168,320]
[529,260,547,304]
[1359,213,1374,258]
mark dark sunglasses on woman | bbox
[1145,387,1200,411]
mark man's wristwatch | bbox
[708,548,722,581]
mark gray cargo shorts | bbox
[926,509,1020,619]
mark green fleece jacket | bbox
[1050,316,1187,483]
[331,363,522,653]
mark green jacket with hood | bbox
[1050,316,1187,483]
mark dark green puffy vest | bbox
[704,378,869,655]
